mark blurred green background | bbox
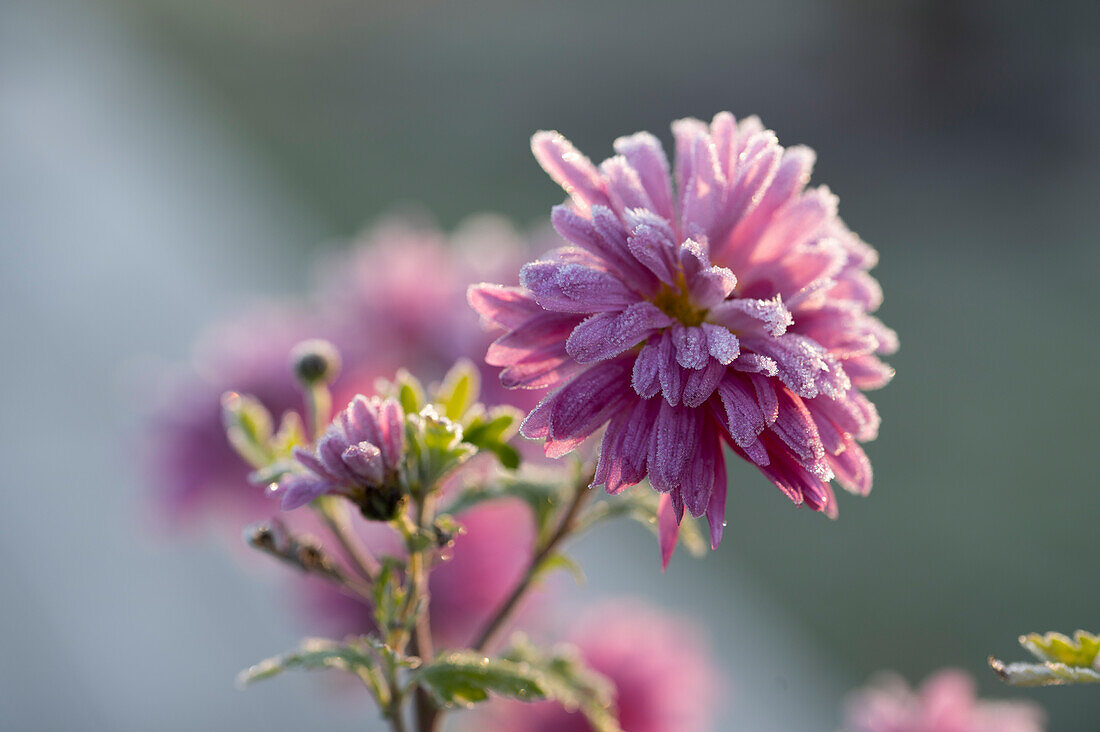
[3,0,1098,729]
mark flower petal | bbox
[566,302,672,363]
[531,130,609,213]
[521,260,637,313]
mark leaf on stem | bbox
[414,651,548,708]
[500,634,623,732]
[237,637,379,688]
[990,630,1100,686]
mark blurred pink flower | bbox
[844,669,1045,732]
[469,113,896,566]
[481,601,720,732]
[145,215,533,530]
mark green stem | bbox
[471,469,593,653]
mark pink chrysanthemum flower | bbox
[271,394,405,513]
[479,601,719,732]
[470,113,897,561]
[844,670,1045,732]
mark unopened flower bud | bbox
[291,339,341,385]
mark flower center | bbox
[651,278,707,327]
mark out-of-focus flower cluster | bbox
[845,670,1045,732]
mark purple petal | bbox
[701,323,740,365]
[682,431,718,517]
[342,442,384,485]
[708,296,793,337]
[631,341,662,398]
[655,331,683,406]
[672,324,709,370]
[487,312,580,367]
[770,388,825,465]
[349,395,383,448]
[318,429,357,483]
[716,374,768,448]
[594,397,655,494]
[293,445,334,481]
[531,130,609,212]
[467,284,542,330]
[626,215,680,285]
[551,205,656,293]
[521,260,637,313]
[680,240,736,307]
[599,155,655,214]
[647,401,702,492]
[545,359,634,458]
[613,131,674,221]
[830,435,873,496]
[680,132,726,239]
[657,492,681,570]
[377,399,405,468]
[682,357,725,408]
[278,474,331,510]
[566,302,672,363]
[706,445,728,549]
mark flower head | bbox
[844,670,1045,732]
[470,113,896,562]
[273,395,406,518]
[480,601,719,732]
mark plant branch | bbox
[471,469,594,653]
[243,520,373,602]
[315,497,380,583]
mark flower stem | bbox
[315,496,379,583]
[471,469,594,653]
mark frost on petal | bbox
[829,434,873,495]
[672,324,709,370]
[544,358,634,458]
[680,239,736,307]
[600,155,656,215]
[682,357,726,408]
[679,133,726,240]
[277,474,331,510]
[613,131,674,221]
[647,401,702,493]
[631,341,662,399]
[566,302,672,363]
[708,296,792,338]
[467,284,542,330]
[717,374,769,449]
[531,130,609,213]
[656,331,684,406]
[682,429,719,517]
[701,323,740,365]
[732,352,778,376]
[626,213,680,285]
[487,311,582,371]
[318,429,358,483]
[769,388,826,465]
[342,442,384,486]
[520,260,637,313]
[657,492,681,570]
[594,397,657,493]
[551,205,656,293]
[741,333,848,399]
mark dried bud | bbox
[291,339,341,385]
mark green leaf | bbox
[437,359,480,421]
[530,552,585,586]
[414,651,547,708]
[405,406,477,493]
[462,406,523,469]
[500,635,622,732]
[222,392,276,468]
[372,558,408,634]
[237,637,378,688]
[990,630,1100,686]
